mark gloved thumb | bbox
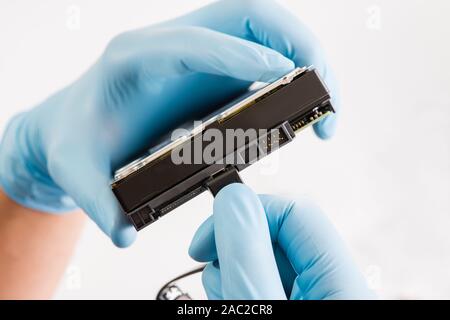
[191,183,286,299]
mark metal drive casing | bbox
[111,67,334,231]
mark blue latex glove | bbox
[189,184,374,299]
[0,0,338,247]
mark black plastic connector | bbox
[205,167,243,197]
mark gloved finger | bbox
[190,193,372,299]
[189,215,215,262]
[47,140,137,248]
[210,183,286,299]
[169,0,339,139]
[273,244,297,297]
[202,261,223,300]
[258,195,373,299]
[189,216,297,297]
[105,26,294,84]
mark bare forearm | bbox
[0,188,85,299]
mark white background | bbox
[1,0,449,299]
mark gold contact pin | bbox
[291,110,333,134]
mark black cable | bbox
[156,265,206,300]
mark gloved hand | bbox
[189,184,374,299]
[0,0,339,247]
